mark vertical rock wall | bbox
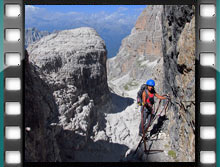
[107,5,163,84]
[25,52,61,162]
[153,5,195,161]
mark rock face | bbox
[25,51,61,162]
[25,27,50,48]
[160,5,195,161]
[145,5,195,162]
[26,27,110,161]
[27,27,109,105]
[107,5,163,86]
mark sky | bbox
[25,5,146,58]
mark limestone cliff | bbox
[145,5,195,162]
[159,5,195,161]
[26,27,111,161]
[107,5,163,88]
[27,27,110,106]
[25,51,61,162]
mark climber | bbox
[137,79,169,136]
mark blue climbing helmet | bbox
[146,79,155,87]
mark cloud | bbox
[25,5,145,57]
[25,6,142,31]
[25,5,40,11]
[117,7,128,12]
[67,11,80,15]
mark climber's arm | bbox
[142,91,147,105]
[155,93,167,100]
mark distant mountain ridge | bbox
[25,27,131,58]
[25,28,50,48]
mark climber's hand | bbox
[166,94,171,100]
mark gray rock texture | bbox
[107,5,163,86]
[27,27,109,105]
[25,27,50,48]
[26,27,111,161]
[159,5,195,161]
[25,51,61,162]
[146,5,195,162]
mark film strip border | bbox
[197,0,217,166]
[0,1,3,166]
[0,0,218,166]
[2,0,23,166]
[217,0,220,166]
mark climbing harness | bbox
[134,96,171,155]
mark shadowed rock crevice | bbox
[109,93,134,114]
[25,52,61,162]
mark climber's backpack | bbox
[137,84,147,105]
